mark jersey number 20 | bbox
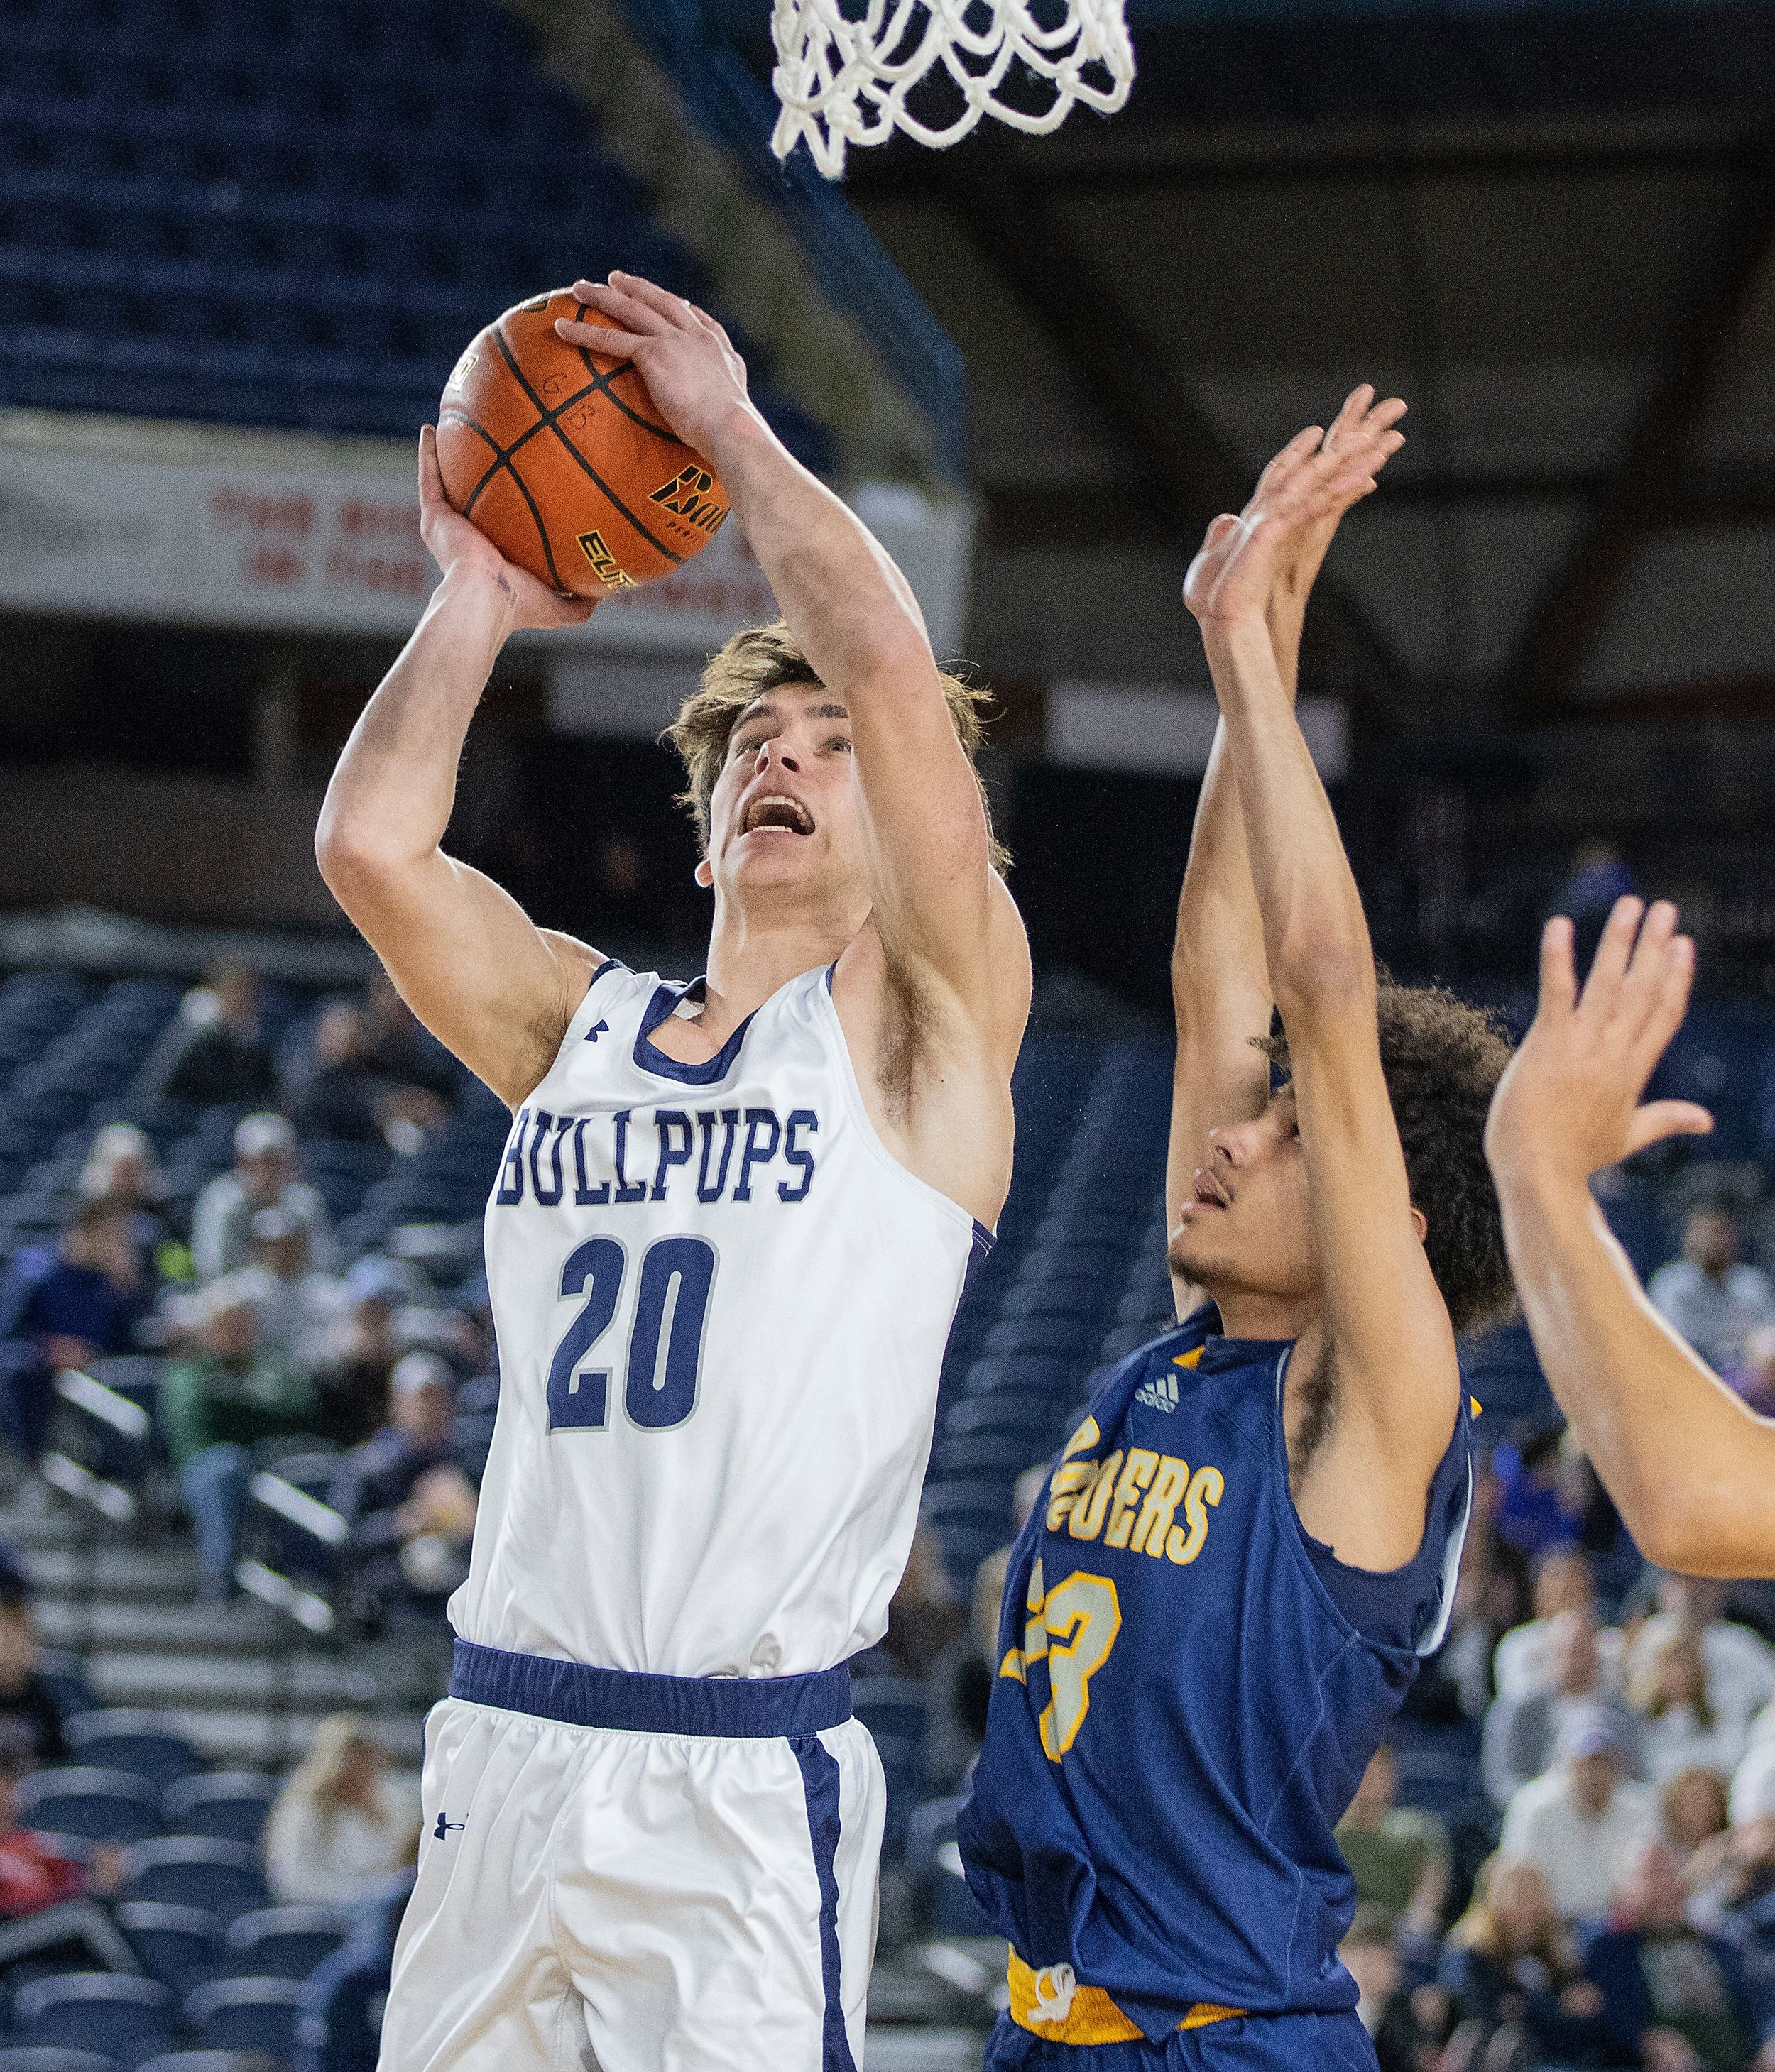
[546,1235,716,1432]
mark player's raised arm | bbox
[314,428,601,1109]
[1167,392,1405,1317]
[1487,901,1775,1577]
[555,275,1027,1051]
[1186,418,1473,1568]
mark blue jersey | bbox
[958,1308,1471,2041]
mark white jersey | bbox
[450,958,989,1679]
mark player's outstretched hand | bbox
[1183,388,1406,630]
[1485,897,1713,1190]
[417,426,596,631]
[555,273,756,464]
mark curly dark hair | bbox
[1262,981,1517,1337]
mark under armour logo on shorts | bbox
[584,1020,610,1043]
[433,1813,465,1840]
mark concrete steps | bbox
[0,1490,438,1772]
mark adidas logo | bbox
[1135,1371,1179,1415]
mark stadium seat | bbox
[13,1975,175,2062]
[0,2051,121,2072]
[158,1773,279,1847]
[182,1977,305,2059]
[62,1714,200,1789]
[222,1904,355,1979]
[118,1839,267,1924]
[115,1902,223,1995]
[15,1768,165,1844]
[136,2056,264,2072]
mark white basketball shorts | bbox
[379,1643,885,2072]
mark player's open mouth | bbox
[1189,1169,1230,1211]
[743,794,814,836]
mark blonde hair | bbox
[1447,1854,1566,1968]
[279,1711,385,1832]
[1634,1630,1715,1728]
[663,620,1008,872]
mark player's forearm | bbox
[1495,1165,1775,1575]
[316,571,512,882]
[1202,618,1372,1020]
[704,407,932,696]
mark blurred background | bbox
[5,0,1775,2067]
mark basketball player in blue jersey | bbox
[959,391,1519,2071]
[316,271,1030,2071]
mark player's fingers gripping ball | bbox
[435,287,731,601]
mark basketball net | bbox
[769,0,1135,179]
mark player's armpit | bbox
[317,837,599,1108]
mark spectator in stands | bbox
[288,999,386,1148]
[1334,1745,1450,1935]
[1632,1630,1755,1788]
[361,973,456,1121]
[1649,1203,1775,1376]
[332,1354,476,1623]
[883,1522,964,1677]
[1725,1322,1775,1418]
[141,960,278,1109]
[1495,1546,1624,1703]
[1660,1767,1734,1917]
[1501,1706,1659,1923]
[0,1598,70,1766]
[313,1257,410,1449]
[1422,1470,1534,1721]
[0,1198,148,1466]
[1492,1422,1588,1561]
[160,1282,318,1603]
[78,1122,186,1283]
[0,1720,137,1984]
[1485,1608,1640,1809]
[1582,1841,1764,2072]
[232,1208,348,1374]
[1627,1575,1775,1734]
[191,1112,338,1281]
[265,1714,420,1906]
[1340,1902,1435,2072]
[926,1543,1010,1792]
[1547,840,1637,969]
[294,1870,413,2072]
[1439,1855,1607,2072]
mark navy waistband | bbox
[449,1640,853,1738]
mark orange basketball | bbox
[434,287,731,601]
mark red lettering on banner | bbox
[212,486,315,537]
[244,546,307,586]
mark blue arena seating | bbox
[0,0,836,468]
[157,1774,280,1848]
[12,1975,176,2065]
[181,1977,305,2060]
[116,1840,267,1926]
[115,1904,226,1997]
[13,1767,166,1845]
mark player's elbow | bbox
[314,806,420,909]
[1270,926,1373,1019]
[1624,1483,1720,1577]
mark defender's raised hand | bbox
[1183,393,1405,631]
[555,273,757,462]
[1487,897,1713,1187]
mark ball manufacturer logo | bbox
[576,530,637,591]
[648,466,728,536]
[446,350,479,392]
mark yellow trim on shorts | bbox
[1007,1952,1242,2045]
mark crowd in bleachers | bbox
[2,965,1775,2064]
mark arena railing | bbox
[605,0,968,479]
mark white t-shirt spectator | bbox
[1495,1618,1625,1702]
[227,1264,349,1373]
[1646,1258,1775,1372]
[192,1174,338,1282]
[1634,1702,1750,1789]
[263,1774,420,1904]
[1625,1615,1775,1731]
[1500,1768,1659,1922]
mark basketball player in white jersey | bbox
[315,271,1031,2071]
